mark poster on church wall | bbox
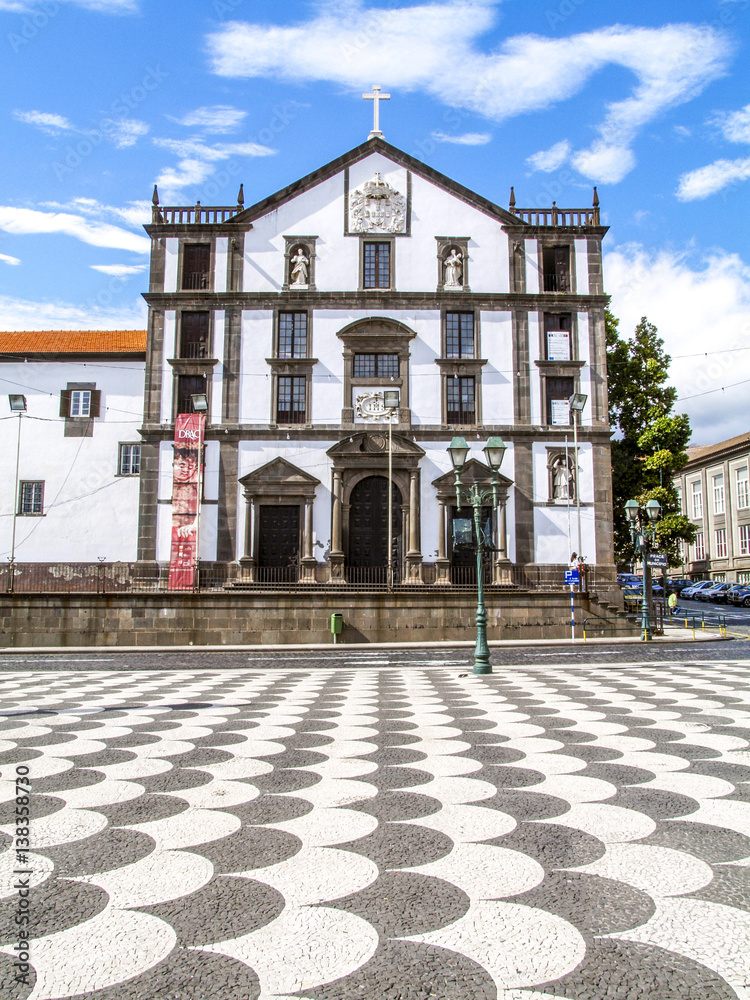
[550,399,570,426]
[168,413,205,590]
[547,330,570,361]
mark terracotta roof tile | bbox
[0,330,147,355]
[685,430,750,464]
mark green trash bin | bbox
[330,613,343,643]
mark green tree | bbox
[606,312,696,566]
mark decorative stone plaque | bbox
[349,172,406,233]
[354,389,399,421]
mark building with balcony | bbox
[675,431,750,584]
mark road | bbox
[1,650,749,999]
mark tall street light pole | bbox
[448,435,507,675]
[625,497,662,641]
[384,390,399,589]
[569,393,587,578]
[8,395,27,594]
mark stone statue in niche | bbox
[553,458,573,500]
[444,247,463,287]
[290,247,309,286]
[349,172,406,233]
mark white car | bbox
[680,581,714,600]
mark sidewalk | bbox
[0,625,726,655]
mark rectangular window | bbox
[70,390,91,417]
[353,353,399,378]
[691,482,703,519]
[19,481,43,515]
[544,313,572,360]
[739,524,750,556]
[447,376,475,424]
[737,467,749,509]
[694,532,705,560]
[445,313,475,358]
[363,242,390,288]
[119,443,141,476]
[713,473,725,515]
[546,376,575,425]
[179,312,210,359]
[542,245,571,292]
[715,528,727,558]
[278,312,307,358]
[277,376,306,424]
[176,374,207,416]
[738,570,750,584]
[182,243,211,290]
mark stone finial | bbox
[152,184,159,206]
[592,186,599,207]
[151,184,162,223]
[237,183,244,208]
[509,186,516,211]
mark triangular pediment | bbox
[239,457,320,490]
[327,431,425,459]
[227,136,522,229]
[432,458,513,491]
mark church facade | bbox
[138,136,615,590]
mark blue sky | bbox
[1,0,749,441]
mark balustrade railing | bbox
[153,205,242,225]
[510,207,600,227]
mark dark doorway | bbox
[450,505,492,585]
[257,504,300,582]
[348,475,402,582]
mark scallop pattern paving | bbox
[0,659,749,999]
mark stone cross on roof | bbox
[363,85,390,138]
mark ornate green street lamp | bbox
[448,435,507,674]
[625,497,662,641]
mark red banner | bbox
[168,413,205,590]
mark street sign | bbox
[565,570,580,584]
[647,552,668,568]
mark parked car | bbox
[680,581,714,600]
[622,582,664,597]
[724,584,747,604]
[728,586,750,607]
[618,574,641,586]
[667,578,693,595]
[696,582,733,602]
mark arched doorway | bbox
[348,475,402,582]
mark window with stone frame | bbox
[353,353,399,378]
[545,376,575,425]
[179,312,210,359]
[736,466,749,509]
[277,375,307,424]
[118,443,141,476]
[278,312,308,359]
[59,388,101,419]
[447,376,475,424]
[445,313,475,359]
[542,245,571,292]
[19,481,43,515]
[694,532,705,560]
[544,313,573,360]
[181,243,211,290]
[691,481,703,519]
[715,527,727,558]
[363,242,391,289]
[175,374,208,416]
[739,523,750,556]
[713,474,725,515]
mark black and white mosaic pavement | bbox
[1,658,750,999]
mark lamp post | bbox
[383,389,399,589]
[625,497,662,641]
[8,395,27,593]
[568,393,587,579]
[189,393,208,590]
[448,435,506,675]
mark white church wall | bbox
[525,239,540,294]
[409,310,442,425]
[574,239,589,295]
[480,310,513,424]
[577,311,592,427]
[240,310,273,424]
[214,237,228,293]
[531,440,594,564]
[210,310,225,426]
[529,312,542,425]
[0,361,143,563]
[160,310,176,423]
[164,238,178,292]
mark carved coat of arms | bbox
[349,172,406,233]
[355,391,390,421]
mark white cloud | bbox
[0,206,150,254]
[207,6,731,183]
[0,294,147,332]
[110,119,150,148]
[153,138,276,195]
[676,156,750,200]
[12,110,75,134]
[168,105,247,134]
[0,253,21,266]
[0,0,137,11]
[431,131,491,146]
[526,140,571,172]
[605,243,750,443]
[90,264,147,276]
[713,102,750,144]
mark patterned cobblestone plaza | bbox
[1,655,750,999]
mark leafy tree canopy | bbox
[606,312,696,566]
